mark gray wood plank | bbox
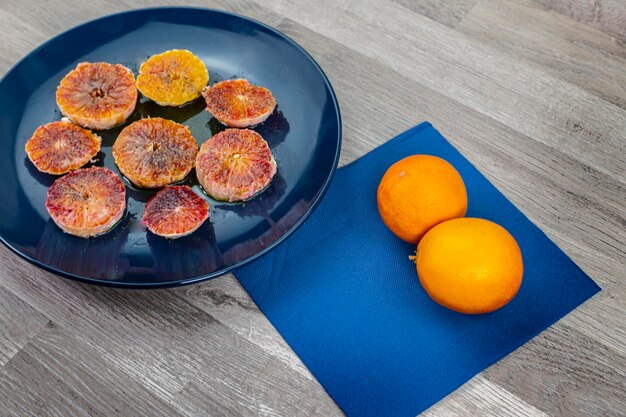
[0,286,49,367]
[391,0,478,28]
[0,249,342,416]
[0,10,49,70]
[423,376,549,417]
[0,0,128,37]
[459,0,626,110]
[259,0,626,182]
[561,290,626,356]
[174,273,314,377]
[535,0,626,42]
[118,0,285,27]
[484,322,626,417]
[0,325,185,417]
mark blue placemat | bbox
[235,122,600,417]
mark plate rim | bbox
[0,6,342,288]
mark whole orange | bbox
[377,155,467,244]
[415,217,523,314]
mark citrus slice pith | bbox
[56,62,137,130]
[202,79,276,128]
[45,166,126,238]
[195,129,277,202]
[25,120,101,175]
[137,49,209,106]
[142,186,209,239]
[112,117,199,189]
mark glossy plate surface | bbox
[0,7,341,287]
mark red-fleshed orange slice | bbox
[195,129,277,202]
[136,49,209,106]
[142,186,209,238]
[56,62,137,130]
[45,167,126,238]
[202,79,276,128]
[25,120,101,175]
[112,117,198,189]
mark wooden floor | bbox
[0,0,624,415]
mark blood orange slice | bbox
[112,117,198,188]
[25,120,101,175]
[45,167,126,238]
[137,49,209,106]
[195,129,277,202]
[142,186,209,238]
[56,62,137,130]
[202,79,276,128]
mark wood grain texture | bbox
[0,286,49,368]
[484,323,626,416]
[174,275,314,377]
[0,326,185,417]
[460,0,626,110]
[423,376,550,417]
[391,0,478,28]
[266,0,626,181]
[0,249,342,416]
[0,0,624,416]
[534,0,626,42]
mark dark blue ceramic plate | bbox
[0,7,341,288]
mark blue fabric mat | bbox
[235,122,600,417]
